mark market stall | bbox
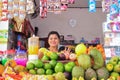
[0,0,120,80]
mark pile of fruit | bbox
[0,43,120,80]
[106,56,120,80]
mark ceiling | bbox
[68,0,102,8]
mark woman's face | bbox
[48,34,60,47]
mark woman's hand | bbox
[63,47,71,60]
[38,51,44,59]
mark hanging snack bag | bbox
[8,11,14,19]
[8,2,13,11]
[19,0,26,19]
[19,10,26,19]
[8,2,13,19]
[1,1,8,21]
[2,0,7,3]
[89,0,96,12]
[19,0,26,10]
[2,2,7,10]
[102,0,110,13]
[26,0,34,14]
[13,0,19,10]
[111,4,118,19]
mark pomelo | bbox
[75,43,87,56]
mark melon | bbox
[77,54,91,70]
[72,66,84,79]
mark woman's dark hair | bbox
[48,31,60,39]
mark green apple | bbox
[114,64,120,73]
[50,52,58,60]
[44,63,52,70]
[26,62,35,70]
[54,62,64,73]
[41,55,49,61]
[37,68,45,75]
[67,62,75,67]
[29,69,36,74]
[34,59,43,68]
[110,56,119,65]
[118,61,120,64]
[111,72,119,80]
[49,60,57,68]
[65,63,73,72]
[46,69,53,75]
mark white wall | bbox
[29,8,106,44]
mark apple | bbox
[26,62,35,70]
[37,68,45,75]
[114,64,120,73]
[54,62,64,73]
[110,56,119,65]
[34,59,43,68]
[41,55,49,61]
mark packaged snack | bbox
[14,9,19,17]
[8,0,13,2]
[2,0,7,3]
[19,0,26,6]
[1,11,8,21]
[19,10,26,19]
[7,10,14,19]
[8,2,13,10]
[102,0,110,12]
[13,1,19,10]
[2,2,8,10]
[89,0,96,12]
[26,0,34,14]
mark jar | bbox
[28,35,39,61]
[2,49,15,65]
[14,50,27,66]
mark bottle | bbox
[2,49,15,65]
[14,50,27,66]
[28,35,39,61]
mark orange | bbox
[0,64,5,76]
[96,44,103,49]
[5,59,17,68]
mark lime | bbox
[44,63,52,70]
[26,62,35,70]
[46,69,53,75]
[37,68,45,75]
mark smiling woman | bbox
[47,31,60,53]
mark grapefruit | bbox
[75,43,87,56]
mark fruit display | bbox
[106,56,120,80]
[0,43,120,80]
